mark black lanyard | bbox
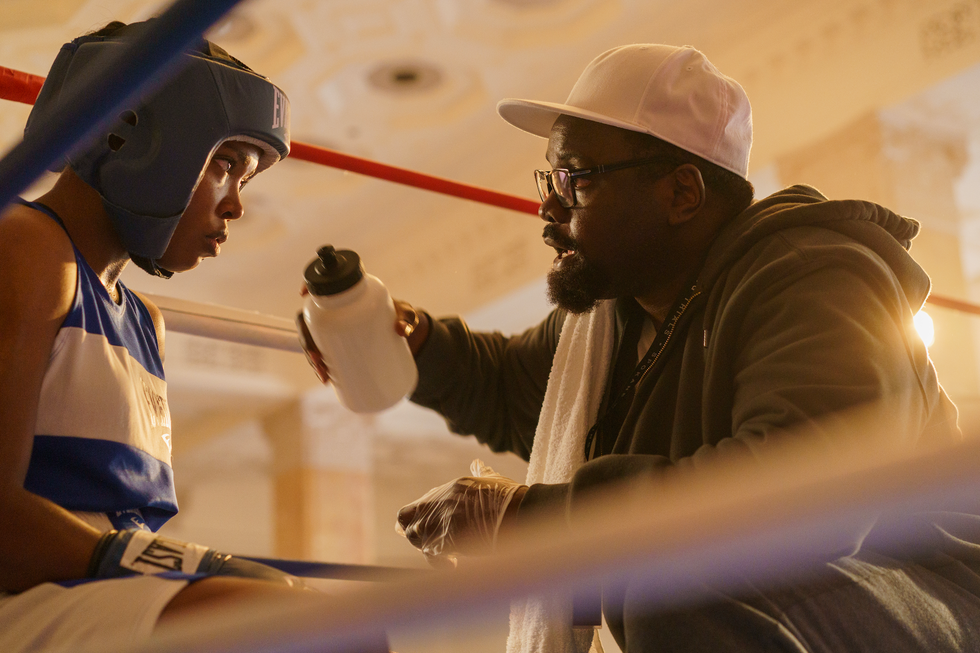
[583,282,701,460]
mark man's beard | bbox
[547,265,606,314]
[545,241,611,314]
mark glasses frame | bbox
[535,156,678,208]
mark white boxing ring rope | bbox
[126,412,980,653]
[138,292,303,353]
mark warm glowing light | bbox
[914,311,935,347]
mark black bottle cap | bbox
[304,245,364,295]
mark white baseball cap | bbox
[497,44,753,179]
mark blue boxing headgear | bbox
[25,22,290,277]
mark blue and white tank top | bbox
[21,201,177,532]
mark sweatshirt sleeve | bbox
[410,308,566,461]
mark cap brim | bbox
[497,98,651,139]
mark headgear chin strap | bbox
[25,22,291,277]
[100,195,181,278]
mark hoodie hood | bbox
[698,185,930,312]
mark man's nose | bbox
[538,192,567,224]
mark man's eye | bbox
[214,158,233,174]
[572,177,592,189]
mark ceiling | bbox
[4,0,980,436]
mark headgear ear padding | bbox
[25,22,290,276]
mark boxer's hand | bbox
[395,460,527,568]
[88,529,306,588]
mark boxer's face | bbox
[157,141,261,272]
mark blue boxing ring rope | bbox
[240,557,424,582]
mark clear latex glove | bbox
[396,459,526,569]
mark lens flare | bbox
[914,311,935,347]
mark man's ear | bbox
[668,164,706,226]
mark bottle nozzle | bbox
[317,245,339,271]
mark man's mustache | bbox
[542,224,578,251]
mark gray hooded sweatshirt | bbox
[411,185,974,650]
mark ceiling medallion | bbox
[367,61,444,94]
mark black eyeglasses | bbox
[534,156,677,208]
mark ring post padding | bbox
[0,0,246,212]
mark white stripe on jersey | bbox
[36,326,172,465]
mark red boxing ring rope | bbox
[0,65,540,216]
[0,67,43,105]
[3,64,980,317]
[289,141,540,215]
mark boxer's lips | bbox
[205,230,228,256]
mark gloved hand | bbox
[396,459,527,568]
[87,529,305,588]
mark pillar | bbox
[262,388,375,564]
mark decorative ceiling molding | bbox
[0,0,86,32]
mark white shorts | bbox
[0,575,189,653]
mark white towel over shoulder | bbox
[507,300,616,653]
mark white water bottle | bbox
[302,245,418,413]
